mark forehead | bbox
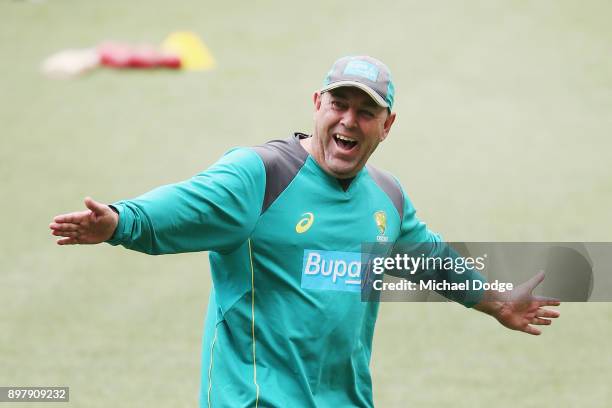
[326,87,380,109]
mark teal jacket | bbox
[108,133,484,407]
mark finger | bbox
[54,210,91,224]
[523,325,542,336]
[52,229,79,238]
[57,237,78,245]
[525,270,546,291]
[533,296,561,306]
[85,197,108,217]
[49,223,79,232]
[531,318,552,325]
[536,308,560,318]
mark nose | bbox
[340,108,358,129]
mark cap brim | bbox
[320,81,389,108]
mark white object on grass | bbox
[41,48,100,79]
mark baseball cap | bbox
[321,55,395,110]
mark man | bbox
[50,56,560,407]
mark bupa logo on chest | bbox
[301,250,362,293]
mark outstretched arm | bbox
[474,271,561,336]
[50,197,119,245]
[49,148,265,255]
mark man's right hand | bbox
[50,197,119,245]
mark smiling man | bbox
[50,56,560,407]
[306,57,396,179]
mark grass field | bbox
[1,1,611,407]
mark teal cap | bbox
[321,56,395,110]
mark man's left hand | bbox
[475,271,561,335]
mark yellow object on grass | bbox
[162,31,216,71]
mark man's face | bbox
[311,87,396,179]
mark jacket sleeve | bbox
[106,147,265,255]
[394,185,486,307]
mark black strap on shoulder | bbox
[366,164,404,221]
[250,133,309,214]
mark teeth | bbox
[335,134,356,142]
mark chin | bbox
[329,164,358,178]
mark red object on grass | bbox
[98,42,181,69]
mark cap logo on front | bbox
[343,60,379,82]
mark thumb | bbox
[525,270,546,291]
[84,196,108,216]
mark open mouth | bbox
[333,134,358,151]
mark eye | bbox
[330,100,347,110]
[359,109,375,118]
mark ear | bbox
[313,91,322,111]
[380,112,396,142]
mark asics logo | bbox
[295,212,314,234]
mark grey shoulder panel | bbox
[366,164,404,220]
[250,133,309,214]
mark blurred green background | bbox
[1,0,611,407]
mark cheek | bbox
[322,111,341,127]
[364,137,381,156]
